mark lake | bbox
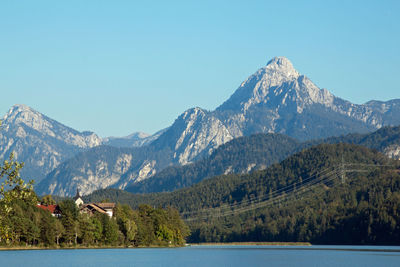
[1,245,400,266]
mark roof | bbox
[82,203,107,214]
[37,204,60,214]
[81,203,116,216]
[96,203,116,210]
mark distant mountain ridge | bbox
[3,57,400,196]
[103,129,167,148]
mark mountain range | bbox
[1,57,399,196]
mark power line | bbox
[183,167,339,220]
[184,173,340,221]
[181,166,336,216]
[183,163,396,221]
[186,173,340,221]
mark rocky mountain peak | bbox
[217,57,303,113]
[181,107,207,121]
[265,56,298,76]
[2,104,102,148]
[4,104,35,122]
[0,104,104,184]
[2,104,53,134]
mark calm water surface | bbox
[1,245,400,267]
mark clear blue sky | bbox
[1,0,399,137]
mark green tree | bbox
[79,214,97,245]
[135,205,156,246]
[101,214,119,245]
[59,200,79,220]
[0,121,36,243]
[54,219,64,246]
[92,216,103,244]
[59,199,81,245]
[156,224,173,242]
[39,211,56,246]
[60,210,78,245]
[114,204,137,244]
[41,195,56,205]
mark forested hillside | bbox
[126,126,400,194]
[321,125,400,157]
[86,144,400,244]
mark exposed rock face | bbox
[36,144,173,196]
[151,107,234,165]
[37,148,135,196]
[383,145,400,159]
[115,160,157,189]
[0,104,102,183]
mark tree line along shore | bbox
[0,150,189,248]
[0,195,189,248]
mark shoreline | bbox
[0,244,183,251]
[4,242,400,251]
[188,242,312,246]
[0,242,311,251]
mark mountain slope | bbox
[126,133,299,193]
[322,125,400,158]
[35,144,175,197]
[0,104,102,183]
[149,107,234,165]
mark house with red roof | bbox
[37,204,62,218]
